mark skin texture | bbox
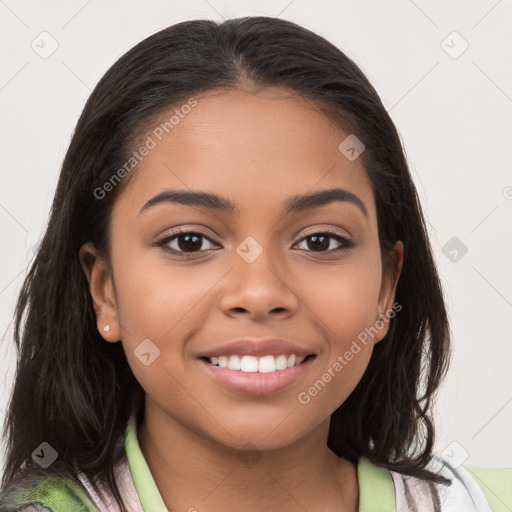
[80,86,403,512]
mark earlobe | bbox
[373,313,389,344]
[79,242,120,343]
[374,240,404,344]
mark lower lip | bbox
[198,356,315,396]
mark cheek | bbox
[306,252,382,340]
[299,252,382,398]
[111,247,236,398]
[112,253,212,409]
[112,243,213,343]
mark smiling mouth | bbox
[199,354,316,373]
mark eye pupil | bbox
[178,234,202,252]
[308,235,330,251]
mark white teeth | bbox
[240,355,259,372]
[227,355,241,370]
[208,353,309,372]
[258,355,275,373]
[275,355,288,370]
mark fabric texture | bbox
[4,474,99,512]
[7,412,511,512]
[15,507,50,512]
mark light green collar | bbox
[125,413,170,512]
[125,414,396,512]
[357,456,396,512]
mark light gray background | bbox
[1,0,511,472]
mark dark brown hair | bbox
[0,16,451,511]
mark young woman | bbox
[1,15,510,512]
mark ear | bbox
[374,240,404,344]
[79,242,120,343]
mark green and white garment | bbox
[7,412,512,511]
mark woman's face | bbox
[81,86,403,450]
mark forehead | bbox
[117,87,375,221]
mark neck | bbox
[137,404,359,512]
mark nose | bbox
[220,252,300,321]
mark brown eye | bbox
[295,231,354,254]
[156,229,218,255]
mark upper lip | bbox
[199,338,315,359]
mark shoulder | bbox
[388,457,512,512]
[0,474,99,512]
[463,464,512,512]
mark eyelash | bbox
[154,227,354,258]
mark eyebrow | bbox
[139,187,369,218]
